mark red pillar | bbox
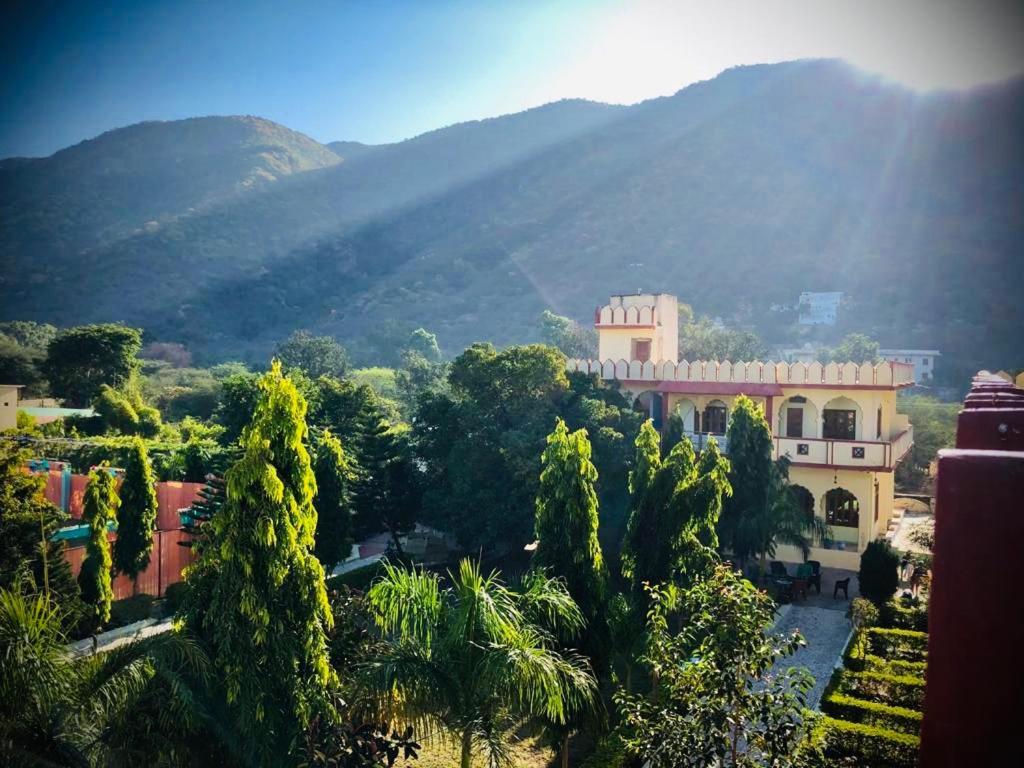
[919,373,1024,767]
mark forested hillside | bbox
[2,60,1021,379]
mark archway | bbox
[822,396,863,440]
[777,395,818,439]
[632,390,664,430]
[703,399,728,435]
[823,488,859,528]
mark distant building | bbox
[798,291,843,325]
[879,349,940,383]
[0,384,23,430]
[776,343,818,364]
[573,293,916,570]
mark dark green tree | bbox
[275,330,348,379]
[113,437,159,595]
[622,438,731,603]
[533,419,609,652]
[0,443,80,624]
[78,468,119,627]
[615,566,815,767]
[43,324,142,406]
[620,420,662,587]
[858,539,900,605]
[356,424,421,550]
[540,309,597,358]
[821,333,880,364]
[404,327,442,363]
[214,371,261,445]
[183,362,336,759]
[678,315,766,361]
[313,430,356,572]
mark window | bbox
[876,407,882,439]
[632,339,651,362]
[786,407,804,438]
[825,488,859,527]
[703,404,727,435]
[823,409,856,440]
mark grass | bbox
[412,733,554,768]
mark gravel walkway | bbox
[770,604,852,709]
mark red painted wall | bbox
[919,373,1024,767]
[64,528,195,599]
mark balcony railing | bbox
[683,431,728,454]
[773,425,914,470]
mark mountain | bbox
[1,61,1021,380]
[326,140,383,161]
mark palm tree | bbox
[362,559,598,768]
[0,588,211,766]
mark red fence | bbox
[64,528,196,600]
[919,373,1024,767]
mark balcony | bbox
[773,425,914,470]
[683,431,728,454]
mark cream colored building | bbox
[0,384,22,431]
[571,294,916,570]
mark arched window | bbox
[789,485,815,524]
[824,488,859,528]
[703,400,728,435]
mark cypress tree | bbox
[113,437,158,594]
[312,430,356,572]
[78,468,119,627]
[620,420,661,585]
[533,418,608,637]
[183,362,335,758]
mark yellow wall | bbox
[0,385,19,431]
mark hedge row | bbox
[866,627,929,661]
[861,654,928,678]
[837,670,926,710]
[819,716,920,768]
[880,599,929,632]
[822,692,923,735]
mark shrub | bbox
[108,594,156,628]
[162,581,190,616]
[859,539,900,604]
[880,597,929,631]
[579,734,628,768]
[822,693,922,735]
[819,716,919,768]
[837,670,925,710]
[866,627,929,662]
[862,655,927,678]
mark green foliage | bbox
[615,565,816,767]
[678,314,766,361]
[895,394,958,488]
[0,320,58,350]
[93,383,163,437]
[817,716,920,768]
[835,670,926,710]
[621,437,731,602]
[275,330,349,379]
[0,337,47,395]
[215,370,262,444]
[43,323,143,406]
[109,594,157,627]
[879,597,929,632]
[821,693,922,735]
[0,442,81,626]
[363,559,598,768]
[859,539,901,605]
[162,581,190,617]
[861,656,928,678]
[182,361,336,758]
[113,437,159,585]
[540,309,597,358]
[78,468,119,627]
[863,627,929,662]
[819,333,880,363]
[313,430,357,572]
[533,419,609,658]
[405,327,443,363]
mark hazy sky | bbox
[2,0,1022,158]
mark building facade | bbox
[572,294,916,569]
[878,349,940,383]
[0,384,22,431]
[797,291,843,325]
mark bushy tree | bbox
[275,330,348,379]
[93,383,162,437]
[820,333,880,364]
[678,315,766,361]
[404,327,442,363]
[0,443,80,622]
[44,323,142,406]
[364,559,597,768]
[540,309,597,358]
[533,419,609,650]
[313,430,356,572]
[113,437,159,594]
[622,438,731,602]
[620,420,661,586]
[858,540,900,605]
[356,425,422,550]
[182,362,336,759]
[616,565,816,767]
[79,468,119,627]
[214,370,261,444]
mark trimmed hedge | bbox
[837,670,926,710]
[866,627,929,661]
[881,599,929,631]
[862,654,928,678]
[822,693,923,735]
[819,716,920,768]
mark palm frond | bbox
[366,560,444,648]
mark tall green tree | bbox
[113,437,159,595]
[43,323,142,406]
[821,333,880,364]
[364,559,597,768]
[622,438,731,603]
[404,327,443,363]
[214,371,262,445]
[533,419,609,646]
[79,468,119,628]
[540,309,597,358]
[0,443,80,623]
[720,396,827,572]
[183,362,336,760]
[275,330,348,379]
[313,430,356,572]
[620,420,662,587]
